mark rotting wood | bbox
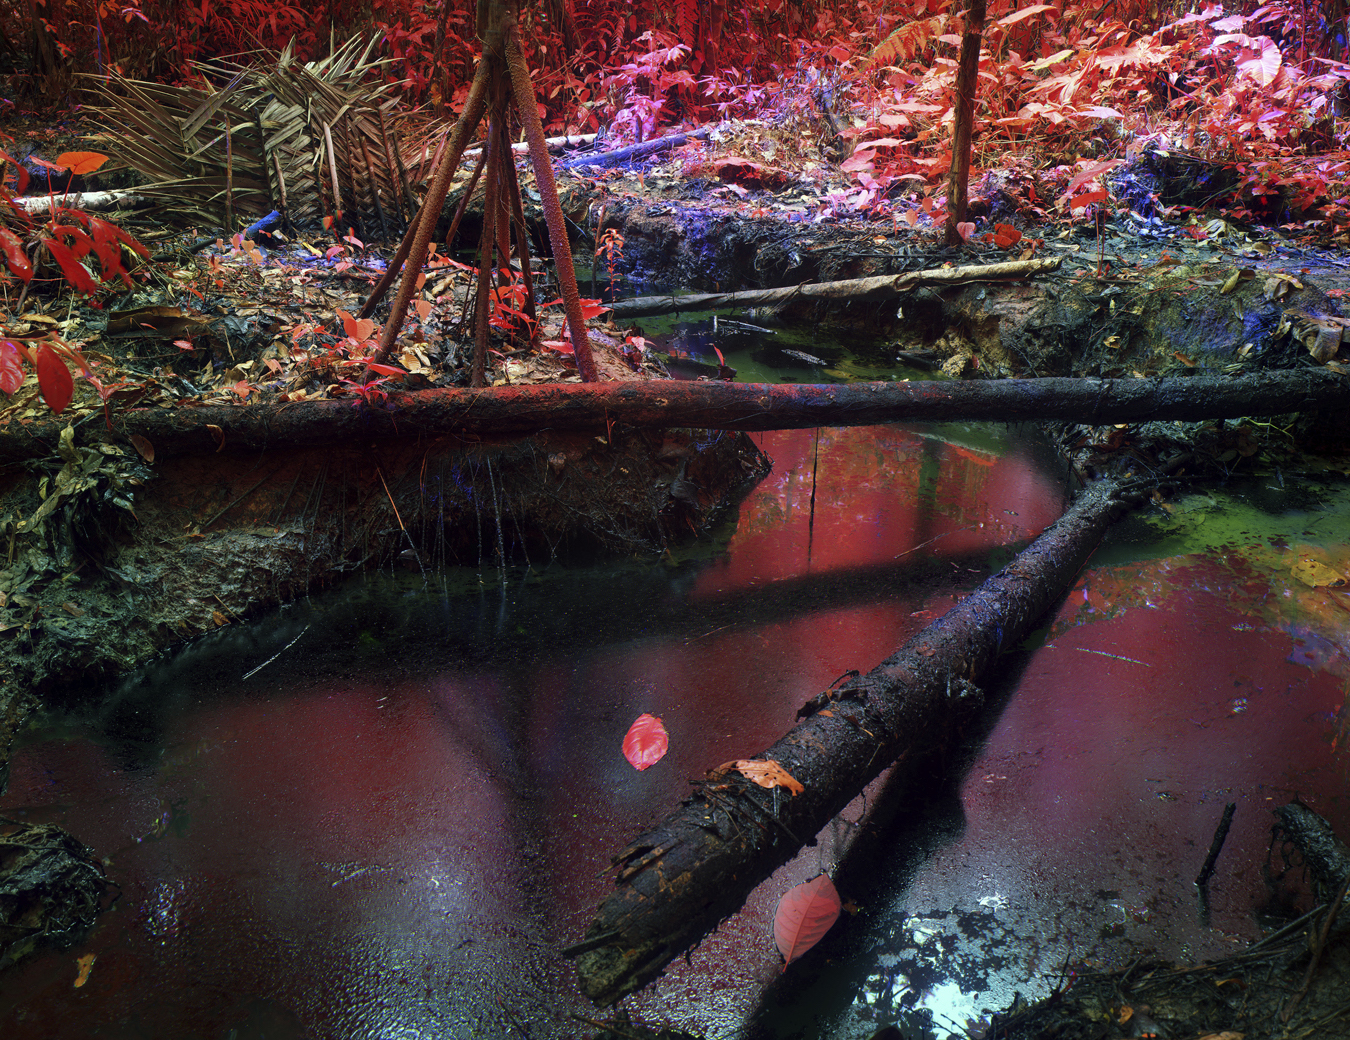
[605,258,1062,317]
[565,473,1148,1005]
[0,368,1339,462]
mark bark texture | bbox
[3,368,1344,462]
[569,475,1143,1004]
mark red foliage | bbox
[35,342,75,414]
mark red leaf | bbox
[579,298,612,320]
[1068,189,1109,212]
[47,224,95,260]
[0,228,32,282]
[621,713,669,770]
[88,216,148,259]
[0,340,25,394]
[774,874,841,966]
[2,150,31,194]
[128,434,154,463]
[1063,159,1121,198]
[40,238,99,295]
[54,151,109,175]
[542,297,611,320]
[86,215,144,282]
[996,3,1056,26]
[36,343,74,414]
[338,309,376,343]
[365,363,406,376]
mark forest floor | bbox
[4,110,1350,1039]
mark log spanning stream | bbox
[2,393,1349,1033]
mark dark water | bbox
[1,424,1347,1040]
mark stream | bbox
[2,318,1349,1039]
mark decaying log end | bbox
[1274,800,1350,901]
[565,787,771,1004]
[572,938,664,1005]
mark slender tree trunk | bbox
[944,0,986,247]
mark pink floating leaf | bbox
[774,874,841,966]
[622,713,669,770]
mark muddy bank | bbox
[569,176,1350,380]
[0,425,768,788]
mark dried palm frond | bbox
[89,36,419,240]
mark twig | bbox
[241,624,309,680]
[1195,801,1236,887]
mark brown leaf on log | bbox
[711,759,805,795]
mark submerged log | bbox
[0,368,1341,461]
[566,474,1146,1004]
[606,258,1061,318]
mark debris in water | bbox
[0,820,107,972]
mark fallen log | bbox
[558,127,711,170]
[565,473,1147,1004]
[606,258,1062,318]
[461,131,597,162]
[11,189,149,215]
[0,368,1344,461]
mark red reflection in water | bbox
[696,427,1065,593]
[0,425,1073,1039]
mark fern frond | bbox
[855,15,947,77]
